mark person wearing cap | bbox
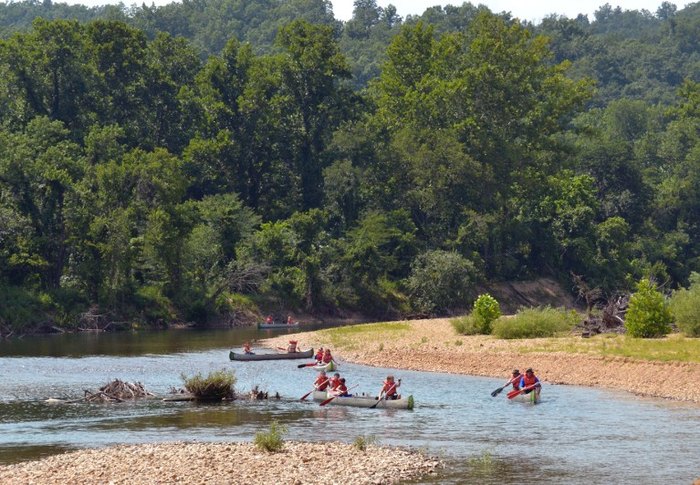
[518,368,541,398]
[505,369,521,391]
[286,340,299,353]
[378,375,401,400]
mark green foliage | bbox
[181,369,236,401]
[625,278,672,338]
[472,293,501,334]
[406,250,478,315]
[491,307,579,339]
[669,273,700,337]
[0,285,48,331]
[254,420,287,453]
[352,434,378,451]
[451,315,482,336]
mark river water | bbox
[0,328,698,484]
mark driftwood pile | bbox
[577,295,629,337]
[83,379,156,402]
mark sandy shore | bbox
[0,442,441,484]
[264,318,700,404]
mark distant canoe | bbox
[310,361,337,371]
[229,348,313,361]
[312,391,414,410]
[257,321,300,329]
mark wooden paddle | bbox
[371,380,399,409]
[319,384,359,406]
[507,382,539,399]
[491,375,519,397]
[300,378,329,401]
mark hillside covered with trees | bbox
[1,1,699,333]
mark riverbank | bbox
[0,441,441,484]
[264,318,700,404]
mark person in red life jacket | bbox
[287,315,295,325]
[314,370,330,392]
[265,315,273,324]
[333,378,350,397]
[286,340,299,353]
[321,348,333,364]
[507,369,521,391]
[242,341,254,354]
[328,372,341,391]
[314,347,324,363]
[378,375,401,400]
[519,368,541,398]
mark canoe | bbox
[312,391,414,410]
[509,391,541,404]
[257,321,300,329]
[310,361,337,371]
[229,348,313,361]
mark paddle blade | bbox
[319,395,336,406]
[300,390,313,401]
[490,386,504,397]
[507,389,523,399]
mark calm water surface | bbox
[1,328,699,484]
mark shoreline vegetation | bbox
[263,318,700,404]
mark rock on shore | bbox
[0,441,442,485]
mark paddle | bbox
[319,384,359,406]
[507,382,540,399]
[371,380,399,409]
[300,378,329,401]
[491,375,519,397]
[297,361,318,368]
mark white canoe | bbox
[312,391,414,410]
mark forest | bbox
[0,0,699,333]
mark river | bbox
[0,327,698,484]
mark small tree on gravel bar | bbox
[254,420,287,452]
[624,278,672,338]
[669,272,700,337]
[472,293,501,334]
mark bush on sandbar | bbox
[254,420,287,452]
[182,369,236,400]
[491,307,579,339]
[625,278,672,338]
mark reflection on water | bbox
[1,329,699,484]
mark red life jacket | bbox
[382,381,398,397]
[314,376,329,391]
[322,353,333,363]
[336,383,348,395]
[314,350,323,361]
[522,374,539,388]
[329,377,340,390]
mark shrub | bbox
[353,435,378,451]
[451,315,482,335]
[182,369,236,400]
[625,278,672,338]
[669,272,700,337]
[472,293,501,334]
[254,420,287,452]
[491,307,579,339]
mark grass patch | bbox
[454,339,463,346]
[352,434,379,451]
[451,315,483,335]
[182,369,236,400]
[518,333,700,363]
[254,420,287,452]
[317,322,411,350]
[491,307,579,339]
